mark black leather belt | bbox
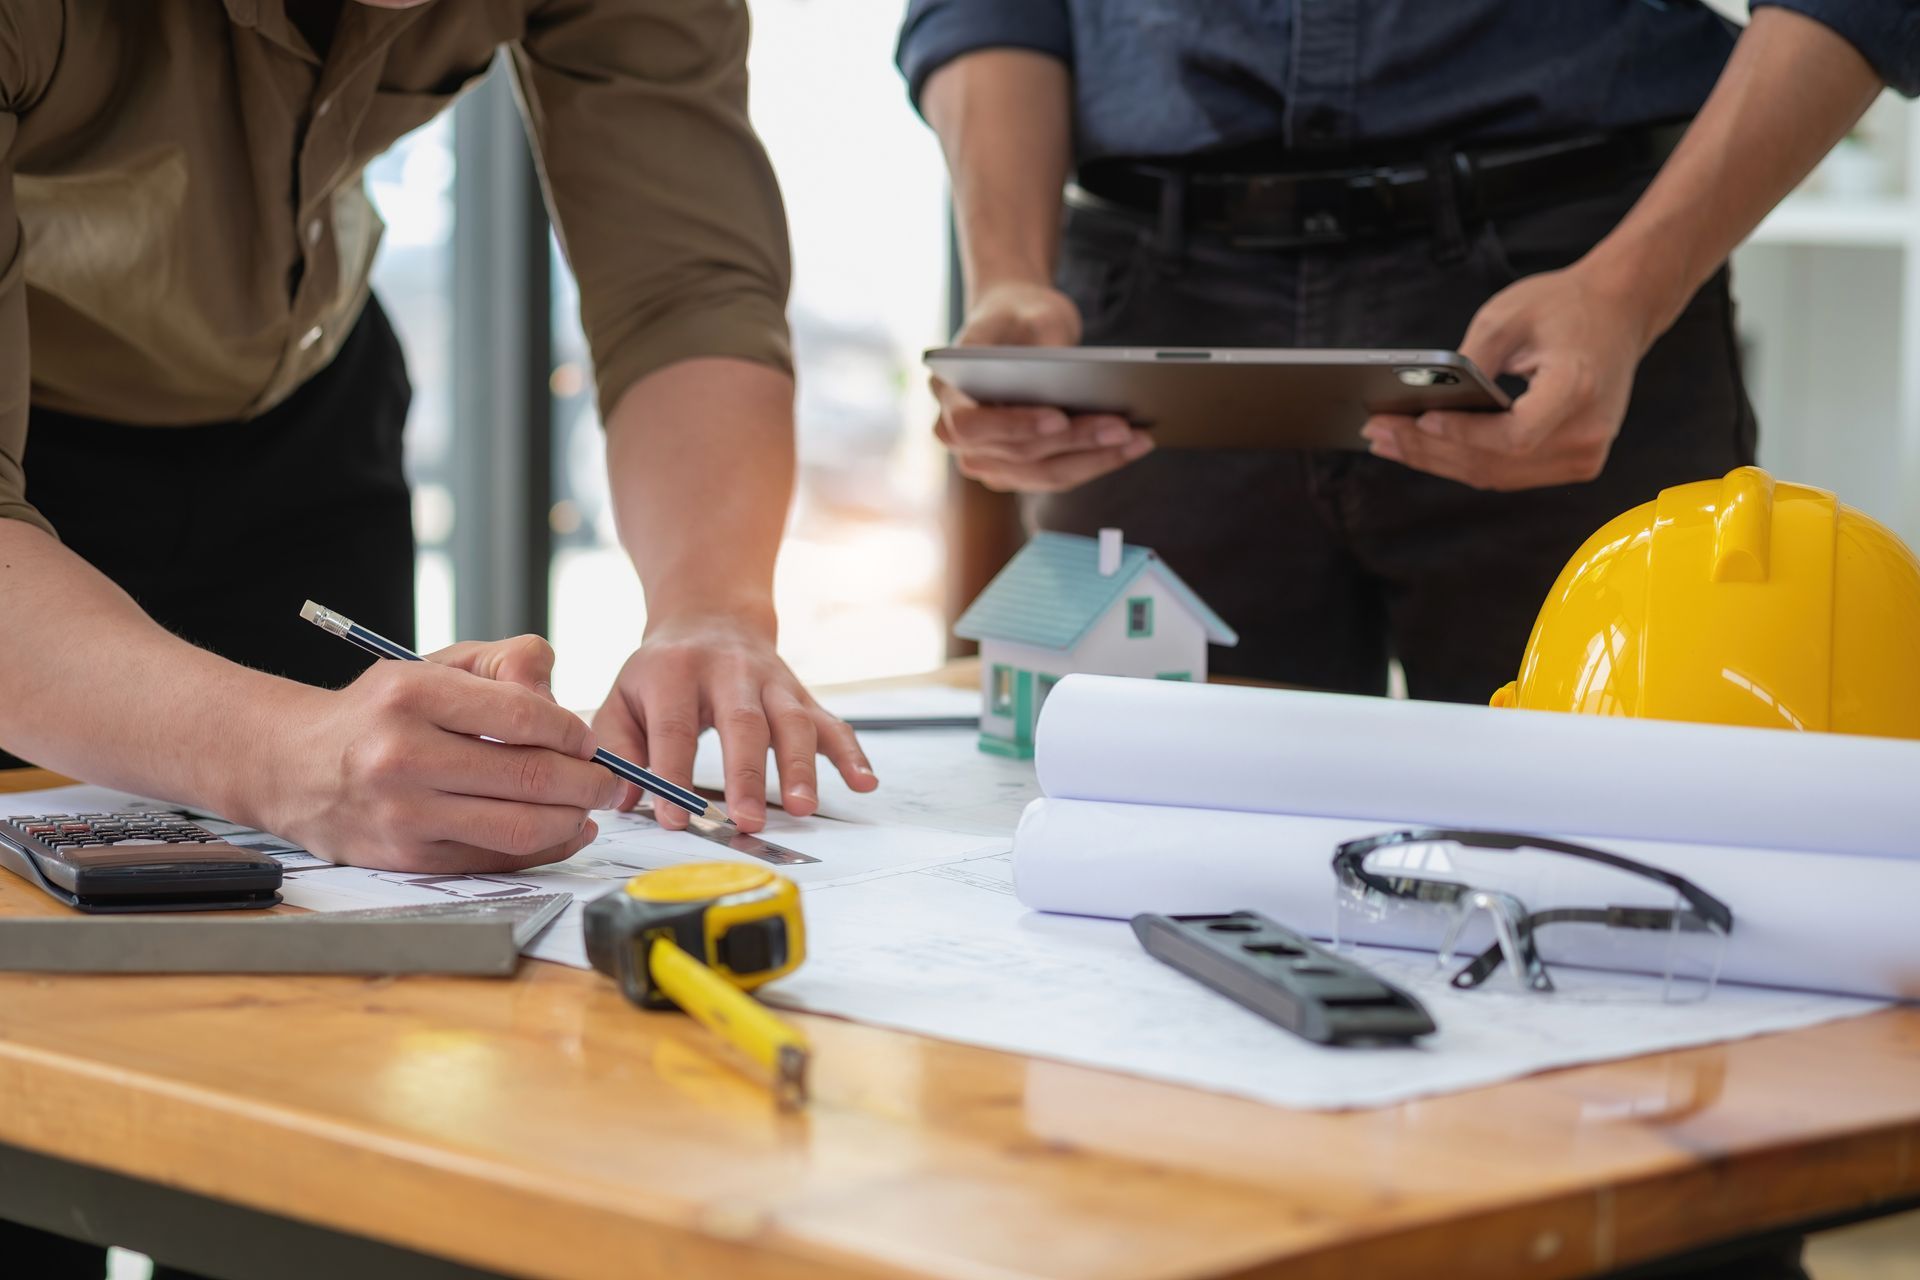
[1070,121,1689,251]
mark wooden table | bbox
[2,751,1917,1280]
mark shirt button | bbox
[314,98,332,119]
[306,219,324,247]
[299,326,324,351]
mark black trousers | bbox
[0,298,414,1276]
[1038,176,1757,703]
[1040,178,1802,1280]
[0,297,416,769]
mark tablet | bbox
[925,346,1511,450]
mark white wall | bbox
[1732,242,1915,542]
[1731,91,1920,551]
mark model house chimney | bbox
[1098,527,1123,577]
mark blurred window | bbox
[366,115,458,652]
[546,0,951,709]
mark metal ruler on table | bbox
[0,893,571,976]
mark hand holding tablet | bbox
[930,282,1158,494]
[927,344,1511,454]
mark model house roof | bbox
[954,531,1239,652]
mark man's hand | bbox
[1359,8,1886,492]
[271,635,622,873]
[1359,264,1652,491]
[590,613,875,834]
[935,280,1153,493]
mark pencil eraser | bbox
[299,600,323,624]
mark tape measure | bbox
[584,863,810,1105]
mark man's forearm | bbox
[922,49,1073,301]
[603,357,795,634]
[1584,7,1884,348]
[0,521,308,820]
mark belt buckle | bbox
[1217,167,1400,250]
[1218,174,1294,250]
[1336,168,1400,240]
[1223,173,1348,250]
[1293,172,1373,246]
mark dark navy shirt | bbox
[897,1,1920,163]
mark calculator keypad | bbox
[9,812,221,851]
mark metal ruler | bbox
[0,893,571,977]
[683,814,820,866]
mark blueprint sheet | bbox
[773,852,1881,1110]
[694,686,1039,836]
[0,784,1003,970]
[2,779,1881,1110]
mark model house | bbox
[954,529,1239,758]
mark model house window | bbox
[1127,597,1154,638]
[990,664,1014,715]
[1037,674,1059,712]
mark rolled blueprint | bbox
[1012,798,1920,1000]
[1033,675,1920,860]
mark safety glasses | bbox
[1332,829,1734,1002]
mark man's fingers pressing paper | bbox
[813,705,878,794]
[712,687,772,832]
[763,685,820,817]
[635,682,703,831]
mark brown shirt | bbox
[0,0,793,535]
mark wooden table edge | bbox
[5,722,1920,1279]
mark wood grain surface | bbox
[2,752,1917,1280]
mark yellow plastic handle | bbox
[1711,466,1774,584]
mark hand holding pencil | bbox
[271,618,621,873]
[276,600,875,872]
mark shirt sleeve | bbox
[895,0,1072,112]
[512,0,793,424]
[1751,0,1920,96]
[0,8,60,537]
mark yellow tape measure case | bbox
[584,863,805,1009]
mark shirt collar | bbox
[221,1,434,69]
[222,1,319,62]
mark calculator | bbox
[0,811,283,913]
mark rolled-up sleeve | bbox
[0,10,58,537]
[512,0,792,423]
[1752,0,1920,96]
[896,0,1072,111]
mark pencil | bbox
[299,600,726,824]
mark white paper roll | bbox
[1033,675,1920,859]
[1012,798,1920,1000]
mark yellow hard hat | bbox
[1491,466,1920,739]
